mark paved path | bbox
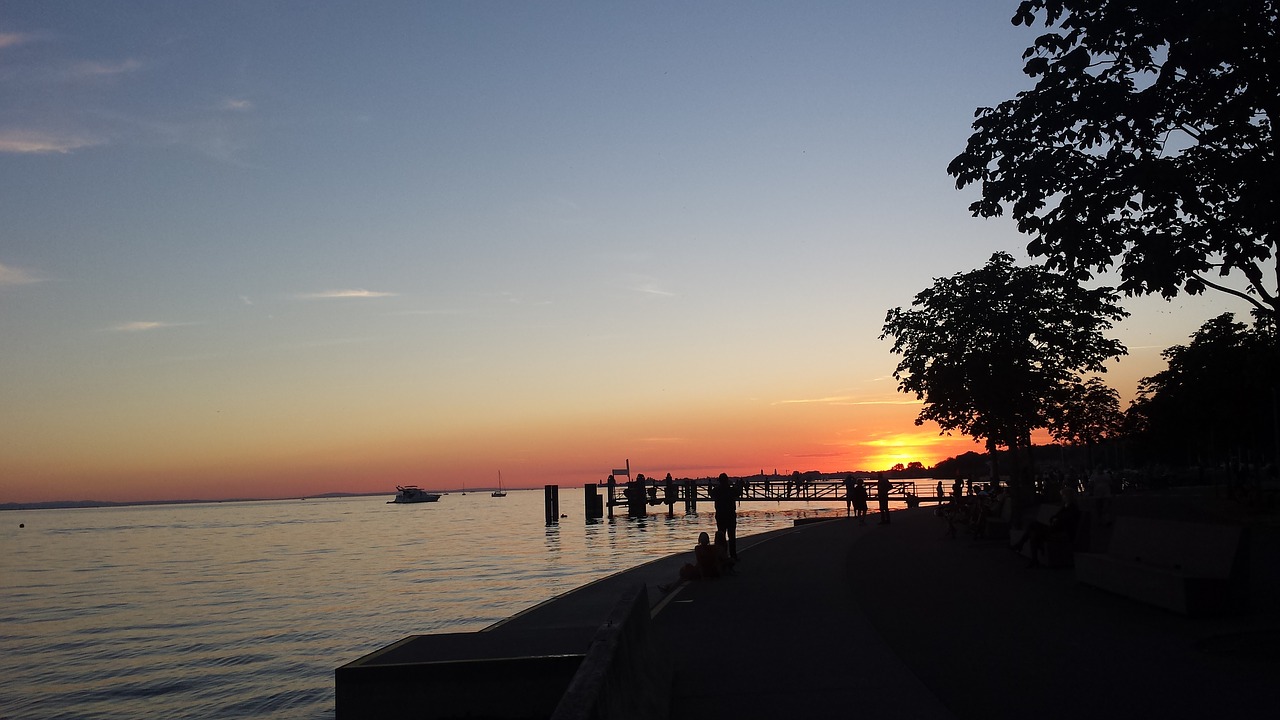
[651,508,1280,719]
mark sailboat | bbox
[491,471,507,498]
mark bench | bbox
[1074,516,1245,615]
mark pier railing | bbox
[596,479,952,517]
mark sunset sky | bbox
[1,1,1249,503]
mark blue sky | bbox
[0,2,1247,502]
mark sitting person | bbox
[1011,490,1080,568]
[664,532,721,591]
[713,529,738,575]
[972,484,1009,539]
[939,497,963,538]
[696,531,722,578]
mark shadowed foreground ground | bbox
[647,508,1279,719]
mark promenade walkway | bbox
[650,508,1279,719]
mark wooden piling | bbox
[584,483,603,520]
[544,485,559,525]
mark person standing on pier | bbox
[711,473,740,560]
[853,478,869,524]
[843,474,856,516]
[876,474,891,525]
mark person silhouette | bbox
[694,531,720,578]
[661,531,720,592]
[711,473,740,560]
[853,478,869,525]
[876,474,891,524]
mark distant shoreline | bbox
[3,472,944,512]
[0,492,388,512]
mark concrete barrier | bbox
[335,628,592,720]
[336,584,670,720]
[1074,516,1246,615]
[550,584,671,720]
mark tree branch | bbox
[1191,272,1269,313]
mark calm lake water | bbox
[1,489,851,719]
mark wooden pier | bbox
[584,475,951,520]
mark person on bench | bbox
[971,483,1008,539]
[1011,489,1080,568]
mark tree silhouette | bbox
[949,0,1278,320]
[1049,376,1123,469]
[881,252,1128,483]
[1126,312,1279,466]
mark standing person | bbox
[876,474,892,525]
[711,473,740,560]
[843,474,856,516]
[936,480,944,499]
[852,478,869,525]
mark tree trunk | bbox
[987,437,1000,486]
[1024,430,1037,486]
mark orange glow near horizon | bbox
[0,368,1145,506]
[0,398,997,504]
[858,430,984,471]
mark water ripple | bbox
[1,492,848,719]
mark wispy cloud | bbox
[69,58,142,79]
[400,308,467,316]
[299,289,398,299]
[0,129,100,154]
[222,98,253,112]
[499,291,552,306]
[857,428,977,449]
[847,399,921,406]
[627,274,675,297]
[108,321,191,332]
[773,395,920,406]
[0,262,42,285]
[3,57,142,84]
[100,110,255,166]
[0,32,35,50]
[775,395,856,405]
[268,337,378,351]
[635,282,675,297]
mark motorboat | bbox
[388,485,441,504]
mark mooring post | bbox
[625,480,647,518]
[584,483,603,520]
[544,484,559,525]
